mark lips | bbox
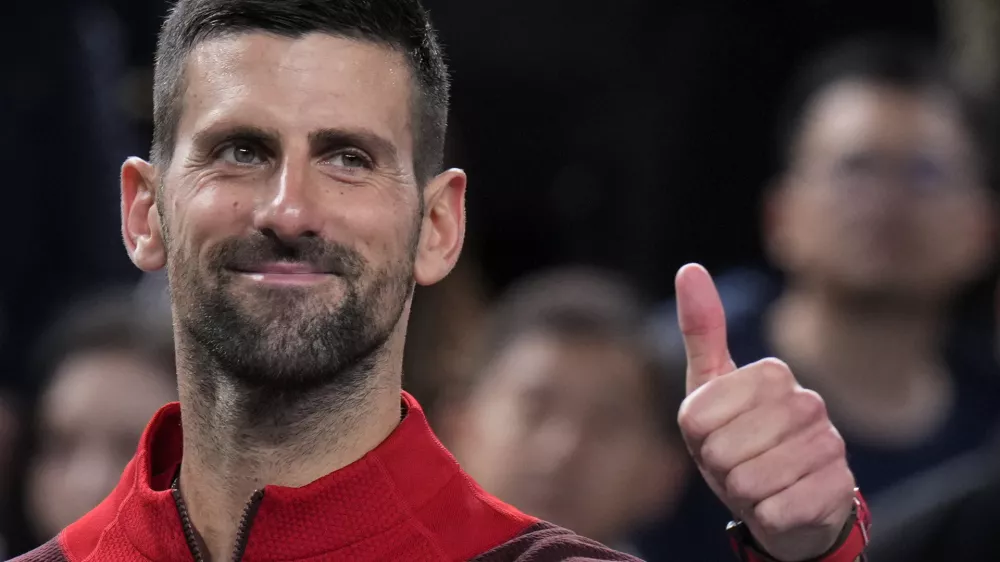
[229,261,334,275]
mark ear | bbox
[761,175,793,267]
[432,389,473,451]
[631,441,691,522]
[963,190,1000,279]
[121,157,167,272]
[414,168,467,286]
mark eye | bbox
[219,143,265,166]
[837,153,877,177]
[907,155,949,192]
[326,150,372,170]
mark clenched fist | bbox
[675,264,856,562]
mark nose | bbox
[534,418,585,474]
[254,157,323,240]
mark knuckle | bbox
[700,436,730,473]
[725,465,758,503]
[678,402,709,442]
[794,501,826,528]
[753,501,791,536]
[806,495,832,526]
[817,427,847,461]
[793,389,827,423]
[757,358,793,387]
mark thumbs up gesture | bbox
[676,264,856,561]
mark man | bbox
[440,268,696,558]
[650,36,999,502]
[12,291,176,552]
[14,1,869,561]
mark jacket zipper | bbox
[230,489,265,561]
[172,477,266,562]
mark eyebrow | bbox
[190,124,282,155]
[189,124,400,166]
[308,128,400,166]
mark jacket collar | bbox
[63,391,535,562]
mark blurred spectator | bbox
[0,392,20,559]
[5,290,175,555]
[863,269,1000,561]
[651,36,999,502]
[403,257,490,426]
[437,268,694,557]
[427,0,938,300]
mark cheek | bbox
[781,190,824,237]
[170,188,253,259]
[475,406,523,455]
[462,398,525,465]
[335,190,418,260]
[926,207,990,266]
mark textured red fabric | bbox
[11,391,870,562]
[14,392,549,562]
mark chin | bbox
[221,335,372,390]
[833,272,920,300]
[233,284,348,317]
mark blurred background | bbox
[2,0,999,560]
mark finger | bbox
[721,424,846,511]
[748,460,856,552]
[698,389,828,475]
[678,358,794,448]
[675,263,737,394]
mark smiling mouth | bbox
[228,262,336,285]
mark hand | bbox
[675,264,856,561]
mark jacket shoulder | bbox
[471,522,643,562]
[9,538,69,562]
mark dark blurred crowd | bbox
[2,0,999,560]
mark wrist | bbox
[728,489,871,562]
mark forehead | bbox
[487,333,647,401]
[176,32,414,152]
[798,81,970,156]
[41,352,175,432]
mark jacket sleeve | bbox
[8,538,70,562]
[471,522,645,562]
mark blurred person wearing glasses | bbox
[651,36,998,505]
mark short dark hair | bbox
[473,267,685,443]
[152,0,450,184]
[776,35,995,185]
[30,289,176,387]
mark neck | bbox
[174,340,404,562]
[767,284,954,444]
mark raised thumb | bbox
[675,263,737,394]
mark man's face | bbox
[769,82,994,298]
[451,333,682,543]
[28,351,176,538]
[146,33,424,387]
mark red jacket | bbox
[13,392,638,562]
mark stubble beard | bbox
[168,233,417,404]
